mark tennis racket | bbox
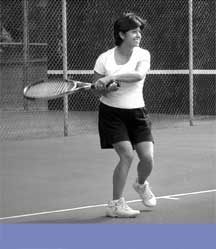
[23,79,119,100]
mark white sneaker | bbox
[106,197,140,218]
[133,179,157,207]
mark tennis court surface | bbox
[0,119,215,223]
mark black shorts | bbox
[98,102,154,149]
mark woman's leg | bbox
[112,141,134,200]
[133,141,156,207]
[106,140,141,217]
[134,141,154,184]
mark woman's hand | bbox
[94,76,114,90]
[94,76,119,96]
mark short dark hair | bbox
[114,13,146,46]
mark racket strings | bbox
[24,79,94,99]
[56,81,75,95]
[26,80,76,98]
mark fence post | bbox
[62,0,69,136]
[23,0,29,111]
[189,0,194,126]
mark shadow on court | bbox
[0,119,215,223]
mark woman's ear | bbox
[119,31,125,41]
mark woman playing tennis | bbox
[93,13,157,218]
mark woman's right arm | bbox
[93,71,104,84]
[93,71,108,96]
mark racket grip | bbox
[106,81,120,88]
[91,81,120,89]
[91,84,96,89]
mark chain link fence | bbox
[0,0,215,140]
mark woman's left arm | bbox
[98,59,150,85]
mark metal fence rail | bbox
[0,0,215,140]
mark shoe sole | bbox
[142,201,157,208]
[106,210,140,218]
[133,186,157,208]
[106,213,139,218]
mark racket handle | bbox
[90,84,96,89]
[91,81,120,89]
[107,81,120,88]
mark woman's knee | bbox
[137,153,153,176]
[120,150,134,165]
[135,142,154,164]
[141,152,154,164]
[113,141,134,165]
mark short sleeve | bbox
[138,49,151,72]
[94,53,106,75]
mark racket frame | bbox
[23,79,92,100]
[23,79,119,100]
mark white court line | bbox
[160,197,180,200]
[47,69,216,75]
[0,189,215,221]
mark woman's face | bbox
[121,27,142,48]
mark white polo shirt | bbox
[94,46,150,109]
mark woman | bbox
[93,13,156,218]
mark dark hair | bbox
[114,13,146,46]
